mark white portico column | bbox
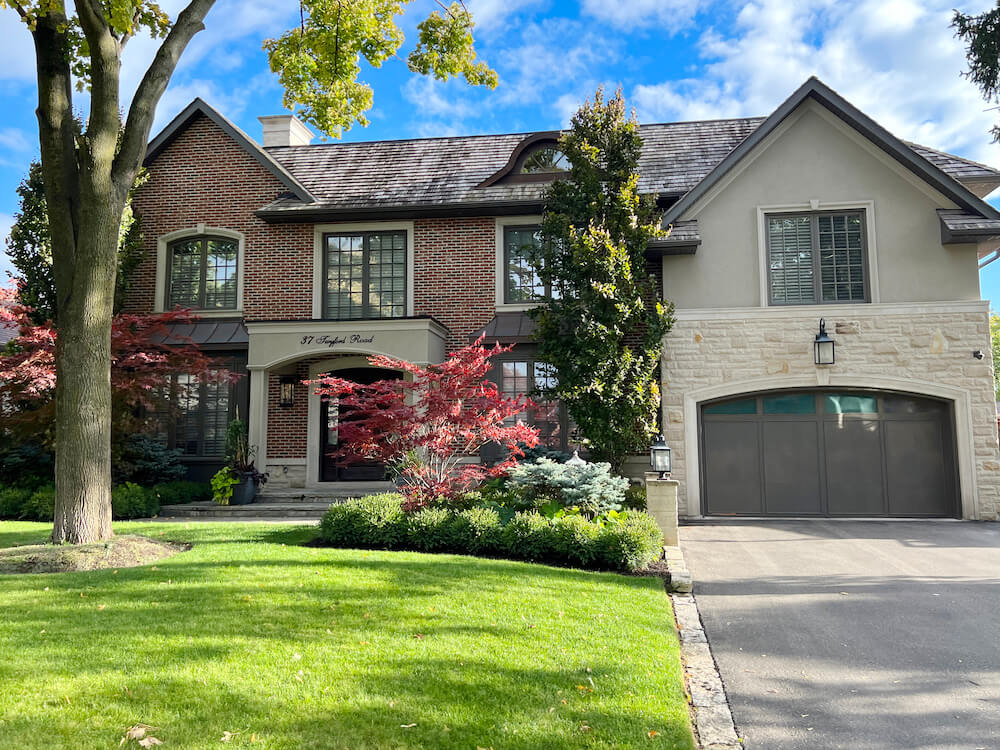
[247,366,269,474]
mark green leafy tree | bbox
[6,161,143,325]
[1,0,496,544]
[954,4,1000,141]
[529,88,675,471]
[5,162,55,325]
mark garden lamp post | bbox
[650,435,671,479]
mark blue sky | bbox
[3,0,1000,301]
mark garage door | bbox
[701,391,958,517]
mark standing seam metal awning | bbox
[469,312,537,344]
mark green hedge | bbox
[319,494,663,573]
[0,485,54,521]
[0,480,210,521]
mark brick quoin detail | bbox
[127,114,313,320]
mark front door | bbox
[319,367,402,482]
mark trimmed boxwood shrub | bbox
[318,494,663,572]
[319,493,408,549]
[454,507,504,555]
[111,482,160,520]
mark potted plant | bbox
[211,419,268,505]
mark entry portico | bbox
[246,317,449,488]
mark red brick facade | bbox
[130,115,507,472]
[266,363,311,460]
[413,217,496,350]
[127,114,313,320]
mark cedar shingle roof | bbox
[261,118,766,213]
[259,115,1000,216]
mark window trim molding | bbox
[155,224,245,316]
[756,200,880,307]
[311,221,415,320]
[493,351,571,452]
[495,215,543,311]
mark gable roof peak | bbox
[662,75,1000,225]
[144,98,316,203]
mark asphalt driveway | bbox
[680,520,1000,750]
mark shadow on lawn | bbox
[0,545,693,749]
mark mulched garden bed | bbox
[0,534,189,574]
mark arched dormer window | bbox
[519,145,569,174]
[477,132,570,188]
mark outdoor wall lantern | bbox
[650,435,672,479]
[814,318,836,366]
[279,376,296,408]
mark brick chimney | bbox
[258,115,313,147]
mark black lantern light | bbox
[279,376,296,408]
[650,435,671,479]
[814,318,835,366]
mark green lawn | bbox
[0,521,694,750]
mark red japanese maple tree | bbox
[310,338,539,509]
[0,289,232,446]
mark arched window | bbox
[519,145,569,174]
[166,236,239,310]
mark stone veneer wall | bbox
[661,306,1000,520]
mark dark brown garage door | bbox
[701,391,958,517]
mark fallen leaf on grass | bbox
[120,725,160,747]
[220,730,240,742]
[647,730,660,738]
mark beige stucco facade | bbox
[664,101,982,309]
[662,99,1000,520]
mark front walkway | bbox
[680,520,1000,750]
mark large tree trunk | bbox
[50,202,122,544]
[25,0,216,544]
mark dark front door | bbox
[319,367,402,482]
[701,390,958,517]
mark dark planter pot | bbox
[230,476,258,505]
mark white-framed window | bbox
[155,225,245,315]
[495,215,547,310]
[756,201,879,307]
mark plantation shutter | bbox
[767,216,814,304]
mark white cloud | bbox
[402,77,479,121]
[466,0,549,32]
[0,13,36,83]
[580,0,707,32]
[495,18,618,107]
[632,0,1000,166]
[0,128,31,153]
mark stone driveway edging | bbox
[663,544,693,593]
[671,592,742,750]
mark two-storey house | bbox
[127,77,1000,520]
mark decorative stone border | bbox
[671,592,742,749]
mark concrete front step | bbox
[257,483,396,504]
[159,501,333,519]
